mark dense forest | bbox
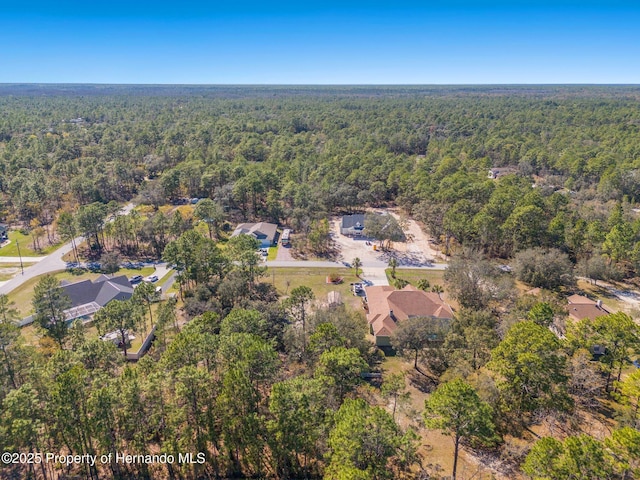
[1,86,640,479]
[2,85,640,270]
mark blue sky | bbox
[1,1,639,84]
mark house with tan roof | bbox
[567,294,611,322]
[365,284,454,347]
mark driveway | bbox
[331,213,447,269]
[275,244,295,261]
[360,267,390,286]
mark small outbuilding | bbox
[327,291,343,307]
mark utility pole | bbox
[16,240,24,275]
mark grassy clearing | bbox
[386,268,445,286]
[0,264,28,281]
[576,279,629,313]
[128,303,161,353]
[376,355,495,479]
[0,231,61,257]
[8,267,155,317]
[267,245,278,261]
[0,262,38,268]
[266,267,365,311]
[385,268,454,302]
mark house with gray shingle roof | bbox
[19,274,134,327]
[231,222,278,248]
[340,214,366,236]
[62,274,133,323]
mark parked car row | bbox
[66,260,158,272]
[171,197,201,205]
[129,274,158,285]
[121,261,146,269]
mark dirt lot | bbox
[331,209,446,268]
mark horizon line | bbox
[1,82,640,87]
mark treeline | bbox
[2,88,640,272]
[1,228,420,479]
[394,263,640,479]
[1,225,640,478]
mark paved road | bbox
[266,259,447,270]
[161,271,178,294]
[0,199,445,296]
[0,236,82,295]
[0,203,135,296]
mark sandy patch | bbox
[331,209,446,268]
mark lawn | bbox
[0,230,62,257]
[0,263,37,281]
[267,245,278,261]
[266,267,365,311]
[19,292,162,353]
[386,268,445,287]
[8,267,155,317]
[576,279,630,314]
